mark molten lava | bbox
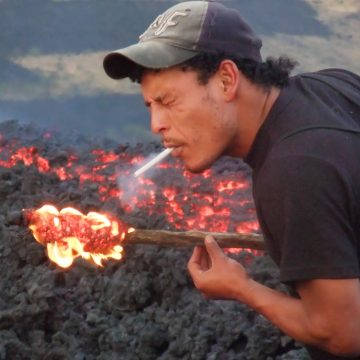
[1,128,260,260]
[27,205,133,268]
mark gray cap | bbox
[103,1,262,80]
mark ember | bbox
[27,204,133,268]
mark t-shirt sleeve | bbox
[254,155,360,284]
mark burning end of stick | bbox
[25,205,265,269]
[25,205,134,268]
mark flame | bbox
[27,204,133,268]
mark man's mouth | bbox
[164,142,183,158]
[171,146,183,158]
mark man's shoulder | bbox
[294,68,360,89]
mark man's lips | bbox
[171,146,183,157]
[163,142,183,157]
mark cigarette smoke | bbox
[116,151,166,210]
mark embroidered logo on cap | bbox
[140,9,190,40]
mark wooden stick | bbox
[125,229,265,250]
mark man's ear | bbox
[217,60,240,101]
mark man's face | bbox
[141,67,238,173]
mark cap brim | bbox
[103,41,198,80]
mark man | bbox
[103,1,360,358]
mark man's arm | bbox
[188,236,360,357]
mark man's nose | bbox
[151,111,169,134]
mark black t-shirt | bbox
[244,69,360,360]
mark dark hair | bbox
[180,52,297,89]
[130,52,298,89]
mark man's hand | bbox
[187,236,360,356]
[187,235,252,300]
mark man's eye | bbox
[163,99,175,106]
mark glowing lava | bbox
[27,205,133,268]
[1,130,260,243]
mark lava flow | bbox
[0,137,259,233]
[1,122,261,267]
[26,205,133,268]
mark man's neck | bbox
[231,84,280,158]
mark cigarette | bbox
[134,148,174,177]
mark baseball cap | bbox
[103,1,262,80]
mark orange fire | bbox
[27,205,133,268]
